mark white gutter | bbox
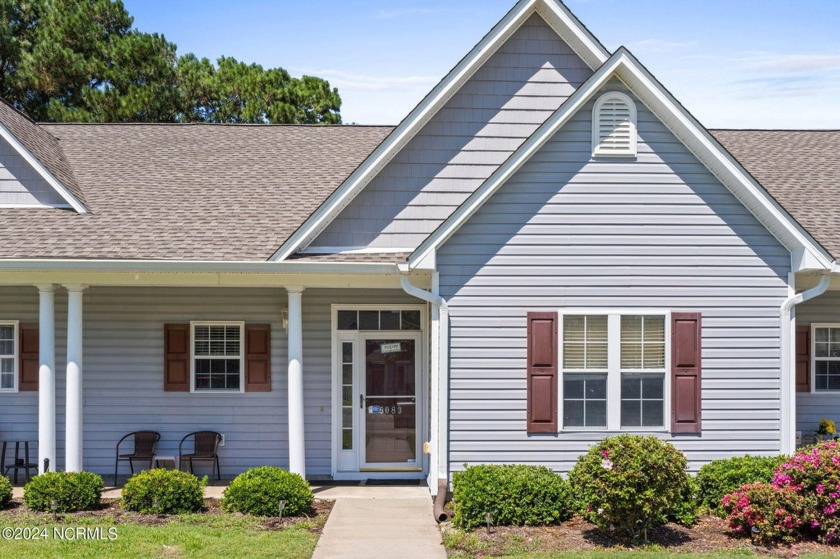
[398,265,449,497]
[0,259,400,275]
[779,273,832,454]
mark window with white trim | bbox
[813,325,840,391]
[0,322,16,391]
[192,322,244,391]
[561,312,667,430]
[592,91,638,158]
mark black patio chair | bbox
[114,431,161,485]
[179,431,222,480]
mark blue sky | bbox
[122,0,840,128]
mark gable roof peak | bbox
[271,0,611,261]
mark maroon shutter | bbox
[671,312,702,434]
[18,324,39,391]
[796,326,811,393]
[527,312,558,433]
[164,324,190,391]
[245,324,271,392]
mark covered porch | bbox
[794,274,840,446]
[0,263,440,486]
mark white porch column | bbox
[37,285,56,474]
[286,286,306,477]
[64,285,86,472]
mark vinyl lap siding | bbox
[438,84,790,472]
[311,14,592,250]
[0,286,416,477]
[794,291,840,436]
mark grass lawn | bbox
[0,500,330,559]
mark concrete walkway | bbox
[312,486,446,559]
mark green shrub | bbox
[121,469,205,514]
[222,466,312,517]
[721,482,805,544]
[23,471,103,512]
[452,464,573,531]
[0,475,11,509]
[569,435,694,540]
[696,454,787,514]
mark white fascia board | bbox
[299,246,414,255]
[0,122,88,214]
[0,258,400,275]
[409,51,626,268]
[611,48,832,272]
[269,0,609,263]
[410,48,833,272]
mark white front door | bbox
[360,335,421,471]
[332,307,426,477]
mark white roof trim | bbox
[0,121,87,214]
[409,48,833,272]
[299,246,414,255]
[270,0,609,262]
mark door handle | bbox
[360,394,365,409]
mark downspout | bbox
[398,266,450,523]
[779,273,831,454]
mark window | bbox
[561,312,667,430]
[562,316,608,427]
[192,322,244,392]
[341,341,354,449]
[620,316,666,427]
[813,325,840,391]
[337,309,421,331]
[592,91,637,158]
[0,322,17,392]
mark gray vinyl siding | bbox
[0,137,66,206]
[438,82,791,473]
[794,291,840,436]
[0,286,416,478]
[311,13,592,250]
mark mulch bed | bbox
[442,515,839,558]
[0,498,334,534]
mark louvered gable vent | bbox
[592,92,637,157]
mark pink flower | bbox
[601,459,613,470]
[601,449,610,459]
[817,484,826,495]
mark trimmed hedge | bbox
[722,482,805,544]
[696,454,786,513]
[121,469,205,514]
[0,475,11,509]
[23,471,103,512]
[452,464,573,531]
[569,435,695,540]
[221,466,312,517]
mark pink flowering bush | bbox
[721,482,805,544]
[773,441,840,542]
[568,435,694,540]
[721,441,840,544]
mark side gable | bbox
[271,0,609,261]
[409,48,832,272]
[0,101,87,212]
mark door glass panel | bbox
[365,339,416,464]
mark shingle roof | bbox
[0,123,391,260]
[0,102,86,208]
[711,130,840,260]
[0,119,836,263]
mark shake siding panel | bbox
[311,14,593,250]
[0,286,416,477]
[438,83,790,472]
